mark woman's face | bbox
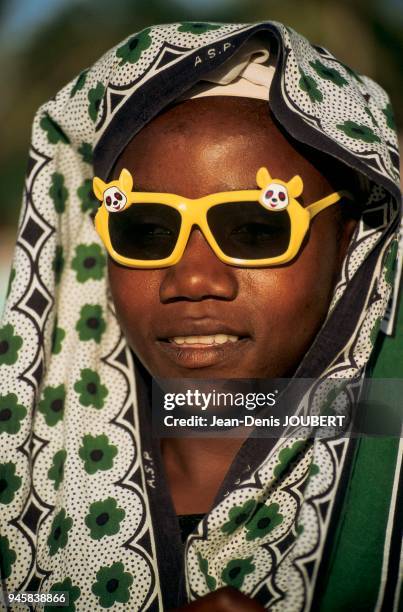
[108,97,355,378]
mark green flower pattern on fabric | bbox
[309,463,320,477]
[382,103,396,130]
[321,384,347,418]
[70,69,89,97]
[299,70,323,102]
[88,82,105,123]
[76,304,106,343]
[77,178,98,213]
[273,440,306,479]
[0,462,21,504]
[49,173,68,214]
[309,60,348,87]
[48,449,67,490]
[52,245,65,285]
[197,552,216,591]
[221,557,255,589]
[51,322,66,355]
[6,267,15,299]
[40,113,70,144]
[79,434,118,475]
[47,508,73,556]
[245,503,283,541]
[384,240,398,286]
[0,324,23,366]
[74,369,108,409]
[0,535,17,578]
[0,393,26,435]
[178,22,222,34]
[38,384,66,427]
[336,121,381,143]
[92,561,133,607]
[71,244,106,282]
[45,577,80,612]
[78,142,93,164]
[221,499,256,535]
[116,29,152,65]
[85,497,125,540]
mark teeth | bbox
[169,334,239,346]
[184,336,203,345]
[215,334,229,344]
[198,336,214,344]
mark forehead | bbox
[113,97,337,201]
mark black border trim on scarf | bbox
[134,356,188,610]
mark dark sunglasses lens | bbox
[108,204,181,260]
[207,202,291,259]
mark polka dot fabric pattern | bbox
[0,20,401,611]
[280,26,399,186]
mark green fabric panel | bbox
[318,435,399,611]
[318,293,402,610]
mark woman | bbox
[0,20,401,611]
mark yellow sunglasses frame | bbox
[93,167,349,268]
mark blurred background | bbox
[1,0,402,313]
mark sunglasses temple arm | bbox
[307,190,354,219]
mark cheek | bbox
[272,258,332,329]
[248,218,341,373]
[250,261,330,344]
[290,240,336,309]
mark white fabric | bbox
[178,38,274,101]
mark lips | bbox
[156,319,248,340]
[155,319,252,369]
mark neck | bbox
[160,436,246,484]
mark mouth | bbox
[167,333,240,347]
[156,326,252,370]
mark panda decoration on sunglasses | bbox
[261,183,289,210]
[256,167,302,211]
[94,169,133,213]
[102,186,128,212]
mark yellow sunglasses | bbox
[93,167,350,268]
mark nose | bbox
[159,227,238,303]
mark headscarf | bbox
[0,20,401,611]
